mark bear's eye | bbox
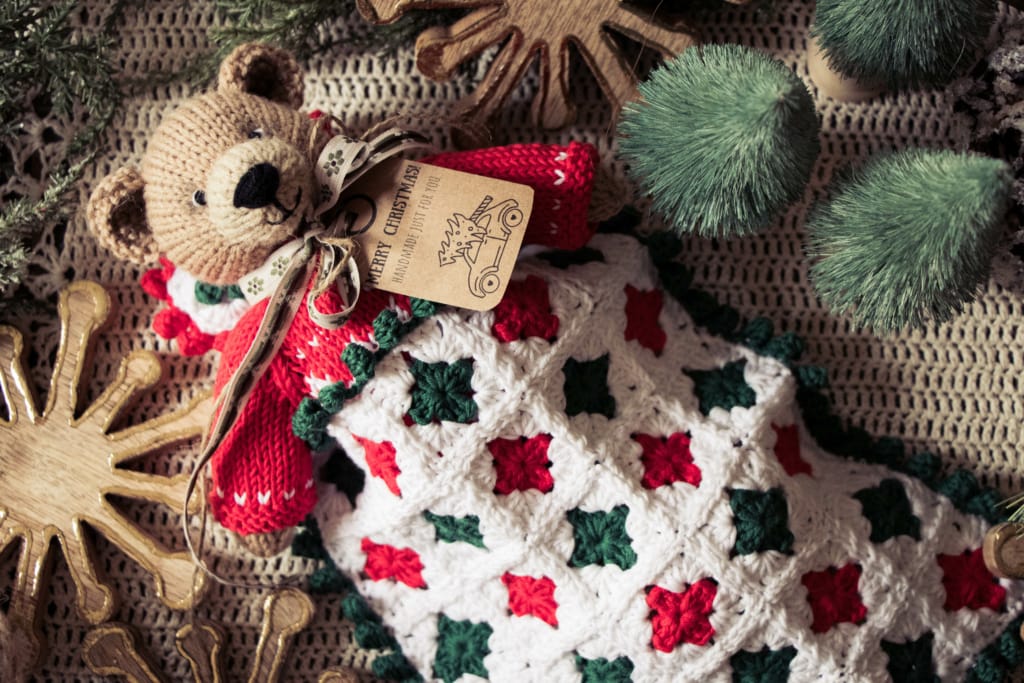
[248,129,264,139]
[192,190,206,207]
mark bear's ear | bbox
[86,166,159,264]
[217,43,304,109]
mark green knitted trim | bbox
[288,300,435,680]
[292,298,438,449]
[965,617,1024,683]
[291,517,423,682]
[600,206,1019,683]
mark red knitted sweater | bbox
[209,142,598,535]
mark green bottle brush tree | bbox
[806,149,1013,332]
[808,0,997,100]
[618,44,820,239]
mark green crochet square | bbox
[684,359,756,415]
[408,358,478,425]
[433,614,492,683]
[567,505,637,570]
[563,354,616,418]
[854,478,922,544]
[730,645,797,683]
[729,488,794,556]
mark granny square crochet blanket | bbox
[311,228,1024,682]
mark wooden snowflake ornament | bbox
[82,587,357,682]
[356,0,700,129]
[0,280,212,665]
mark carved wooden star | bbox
[357,0,701,129]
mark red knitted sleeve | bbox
[207,301,317,535]
[422,142,598,250]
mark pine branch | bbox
[1005,492,1024,523]
[132,0,459,88]
[0,243,29,295]
[0,1,119,124]
[0,0,124,300]
[0,153,95,243]
[210,0,451,57]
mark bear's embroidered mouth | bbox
[267,188,302,226]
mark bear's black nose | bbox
[233,162,281,209]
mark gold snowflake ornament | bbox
[356,0,699,129]
[83,587,357,683]
[0,280,212,664]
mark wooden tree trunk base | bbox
[806,35,885,103]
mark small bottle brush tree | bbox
[809,0,996,99]
[618,44,820,239]
[806,149,1012,333]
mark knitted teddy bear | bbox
[86,42,598,554]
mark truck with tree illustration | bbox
[438,195,524,298]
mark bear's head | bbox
[88,43,330,285]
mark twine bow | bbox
[182,124,433,587]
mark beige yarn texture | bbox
[3,0,1023,680]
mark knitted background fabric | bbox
[7,0,1024,679]
[315,232,1024,681]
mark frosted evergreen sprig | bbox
[0,155,94,295]
[0,1,119,126]
[618,44,820,238]
[806,149,1012,333]
[165,0,457,86]
[0,0,123,301]
[208,0,360,66]
[812,0,997,89]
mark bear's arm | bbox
[207,300,317,535]
[422,141,598,250]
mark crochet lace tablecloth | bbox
[5,0,1024,680]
